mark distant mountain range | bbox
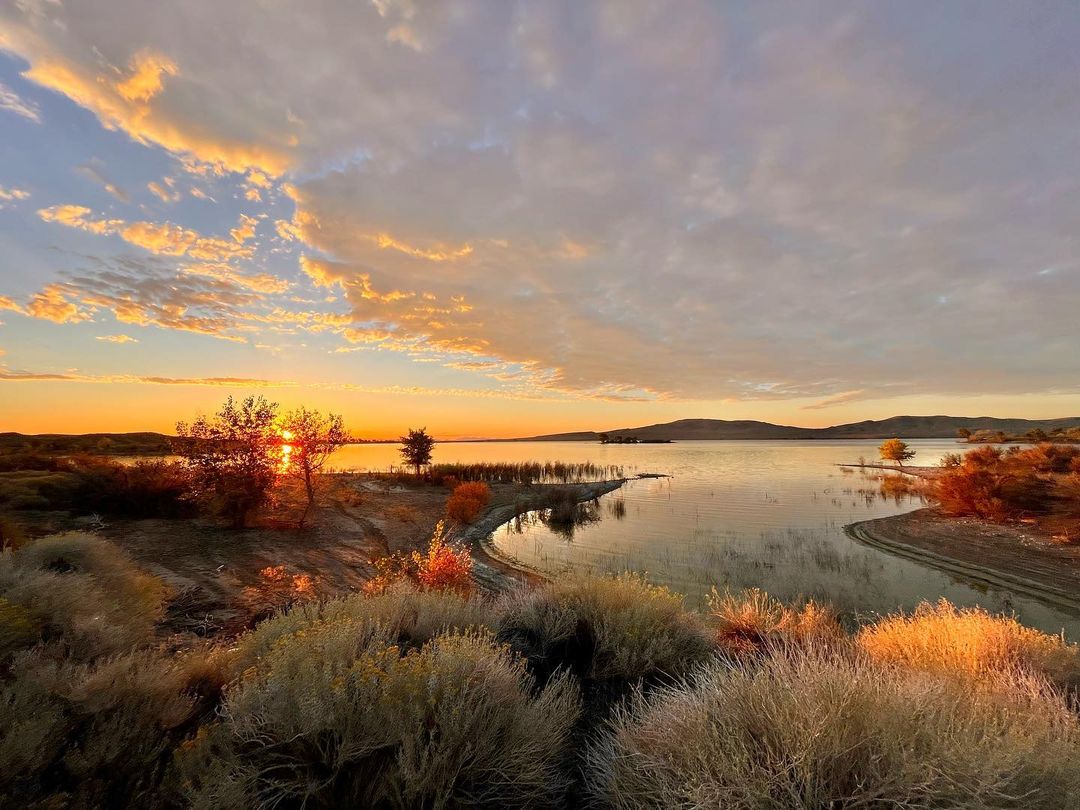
[520,416,1080,442]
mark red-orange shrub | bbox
[365,521,473,597]
[445,481,491,524]
[934,444,1058,521]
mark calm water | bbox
[331,440,1079,637]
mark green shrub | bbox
[0,532,168,659]
[494,573,712,685]
[176,627,580,809]
[586,647,1080,809]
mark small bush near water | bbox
[445,480,491,523]
[934,443,1079,522]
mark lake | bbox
[334,439,1079,636]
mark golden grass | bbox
[857,599,1080,691]
[708,587,843,654]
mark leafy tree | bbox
[399,427,435,476]
[280,407,350,528]
[879,438,915,467]
[956,428,972,440]
[175,396,281,528]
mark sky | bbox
[0,1,1078,439]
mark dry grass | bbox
[0,532,169,660]
[857,599,1080,691]
[708,588,843,654]
[177,628,580,809]
[495,573,712,684]
[586,646,1080,809]
[428,460,623,486]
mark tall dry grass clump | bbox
[495,573,712,685]
[586,646,1080,809]
[708,587,842,654]
[857,599,1080,690]
[177,626,580,809]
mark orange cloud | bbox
[26,284,89,323]
[95,334,139,344]
[230,214,258,244]
[373,232,473,262]
[115,50,177,103]
[38,204,256,263]
[20,53,290,174]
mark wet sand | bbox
[846,507,1080,613]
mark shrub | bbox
[934,446,1055,520]
[176,628,580,809]
[233,581,496,673]
[445,480,492,524]
[0,532,168,660]
[585,647,1080,809]
[857,599,1080,691]
[366,521,474,597]
[708,588,842,654]
[495,573,712,685]
[2,645,224,808]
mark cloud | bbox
[0,79,40,122]
[95,334,139,344]
[0,368,292,387]
[0,186,30,208]
[75,159,130,202]
[26,283,90,323]
[147,180,180,202]
[38,204,255,262]
[802,390,870,411]
[229,214,258,244]
[3,2,1080,406]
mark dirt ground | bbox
[13,474,623,636]
[847,507,1080,613]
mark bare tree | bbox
[280,407,350,528]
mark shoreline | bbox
[845,508,1080,614]
[457,478,627,591]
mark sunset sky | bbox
[1,1,1078,439]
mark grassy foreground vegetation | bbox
[3,530,1079,808]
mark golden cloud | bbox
[230,214,258,244]
[38,204,256,263]
[26,284,89,323]
[373,232,472,262]
[21,54,290,175]
[95,334,139,344]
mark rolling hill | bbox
[521,416,1080,442]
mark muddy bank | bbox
[846,508,1080,613]
[457,479,627,592]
